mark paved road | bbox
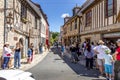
[27,48,105,80]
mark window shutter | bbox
[105,0,108,17]
[113,0,117,15]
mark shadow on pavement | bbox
[21,62,27,64]
[51,47,61,54]
[62,55,100,78]
[54,58,62,60]
[51,47,102,79]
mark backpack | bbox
[86,50,93,58]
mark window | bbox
[106,0,116,17]
[35,17,37,29]
[21,4,27,23]
[75,19,77,29]
[70,23,72,31]
[72,22,74,30]
[86,10,92,27]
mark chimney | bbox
[64,17,71,23]
[73,4,81,16]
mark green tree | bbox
[52,32,59,39]
[50,32,59,45]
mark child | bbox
[103,49,114,80]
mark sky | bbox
[32,0,86,32]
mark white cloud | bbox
[61,13,70,18]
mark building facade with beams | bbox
[39,9,49,51]
[58,26,64,45]
[63,6,81,46]
[32,3,49,51]
[62,0,120,45]
[80,0,120,44]
[0,0,48,58]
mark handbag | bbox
[6,53,11,57]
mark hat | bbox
[5,42,9,45]
[72,44,74,47]
[98,40,104,44]
[116,39,120,43]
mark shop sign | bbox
[14,37,18,41]
[103,32,120,38]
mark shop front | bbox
[102,32,120,44]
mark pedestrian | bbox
[84,43,94,70]
[39,43,43,54]
[70,44,78,63]
[30,43,34,62]
[47,44,50,51]
[76,43,81,57]
[61,45,65,57]
[113,39,120,80]
[13,42,22,69]
[2,42,12,69]
[27,45,33,64]
[94,40,110,76]
[82,41,86,53]
[103,47,113,80]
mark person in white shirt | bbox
[2,42,12,69]
[94,40,111,75]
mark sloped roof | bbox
[26,0,41,18]
[26,0,49,26]
[76,0,95,16]
[81,0,95,12]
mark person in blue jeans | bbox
[39,43,43,54]
[27,45,33,63]
[2,42,12,69]
[61,45,65,57]
[14,42,22,69]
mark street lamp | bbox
[5,12,14,42]
[6,12,14,32]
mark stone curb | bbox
[21,51,49,70]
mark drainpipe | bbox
[4,0,7,44]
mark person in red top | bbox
[113,39,120,80]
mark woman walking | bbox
[27,45,33,64]
[30,43,34,62]
[2,42,12,69]
[14,42,22,69]
[84,43,94,70]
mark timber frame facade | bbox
[62,0,120,45]
[63,15,80,46]
[0,0,44,58]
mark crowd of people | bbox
[1,42,35,69]
[61,39,120,80]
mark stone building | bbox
[63,6,81,46]
[0,0,45,58]
[58,26,64,45]
[79,0,120,44]
[62,0,120,45]
[32,3,49,51]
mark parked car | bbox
[0,70,35,80]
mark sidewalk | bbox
[20,51,49,70]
